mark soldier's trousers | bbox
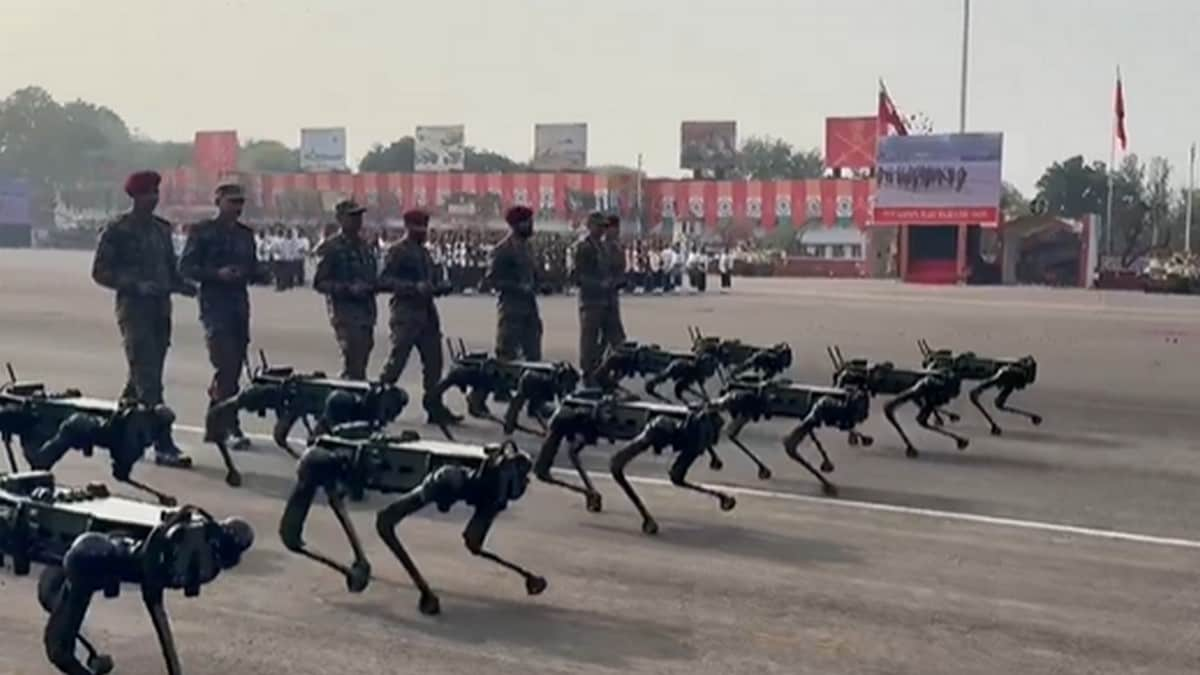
[379,320,443,404]
[496,314,543,361]
[117,311,171,406]
[579,305,627,382]
[333,321,375,380]
[204,320,250,433]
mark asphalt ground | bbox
[0,249,1197,675]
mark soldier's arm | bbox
[485,245,524,294]
[246,231,272,285]
[572,244,608,295]
[91,226,138,292]
[312,250,344,295]
[377,247,422,297]
[179,227,219,283]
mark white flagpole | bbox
[1187,142,1195,254]
[959,0,971,133]
[1104,66,1119,258]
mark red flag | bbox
[878,80,909,137]
[1114,73,1127,151]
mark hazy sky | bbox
[2,0,1198,192]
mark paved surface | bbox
[0,249,1198,674]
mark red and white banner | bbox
[159,168,874,230]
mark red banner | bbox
[824,117,878,170]
[193,131,239,174]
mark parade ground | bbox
[1,248,1198,675]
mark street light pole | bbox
[1187,142,1195,254]
[959,0,970,133]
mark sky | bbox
[2,0,1198,193]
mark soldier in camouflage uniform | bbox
[90,171,195,468]
[604,213,629,326]
[180,184,266,448]
[478,206,541,411]
[312,200,379,380]
[573,211,626,385]
[487,206,542,361]
[378,209,461,426]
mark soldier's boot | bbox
[153,434,193,469]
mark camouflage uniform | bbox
[179,218,263,438]
[378,237,446,410]
[90,211,191,460]
[312,232,379,380]
[486,233,542,361]
[573,234,625,382]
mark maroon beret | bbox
[505,206,533,226]
[124,170,162,197]
[402,209,430,226]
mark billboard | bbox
[415,125,465,172]
[825,117,878,170]
[193,131,239,174]
[872,133,1003,225]
[533,123,588,170]
[0,178,31,225]
[680,121,737,170]
[300,127,347,171]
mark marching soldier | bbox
[487,206,542,361]
[377,209,462,426]
[312,200,379,380]
[180,183,264,449]
[90,170,195,468]
[604,213,629,325]
[573,211,625,384]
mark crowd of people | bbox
[172,222,744,296]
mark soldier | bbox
[180,183,264,449]
[600,212,628,326]
[90,170,195,468]
[378,209,462,426]
[573,211,625,384]
[487,206,542,361]
[312,200,379,380]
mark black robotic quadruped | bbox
[278,423,545,616]
[0,471,253,675]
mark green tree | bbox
[464,146,527,172]
[735,136,824,180]
[240,139,299,172]
[359,137,414,172]
[1001,181,1031,219]
[1034,155,1108,219]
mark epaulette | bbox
[153,215,173,228]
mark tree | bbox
[464,146,527,173]
[1034,155,1108,219]
[735,136,825,180]
[359,137,414,172]
[240,139,299,172]
[1001,181,1031,219]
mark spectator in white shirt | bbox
[718,249,734,292]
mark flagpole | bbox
[1187,142,1195,255]
[1105,66,1119,258]
[959,0,970,132]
